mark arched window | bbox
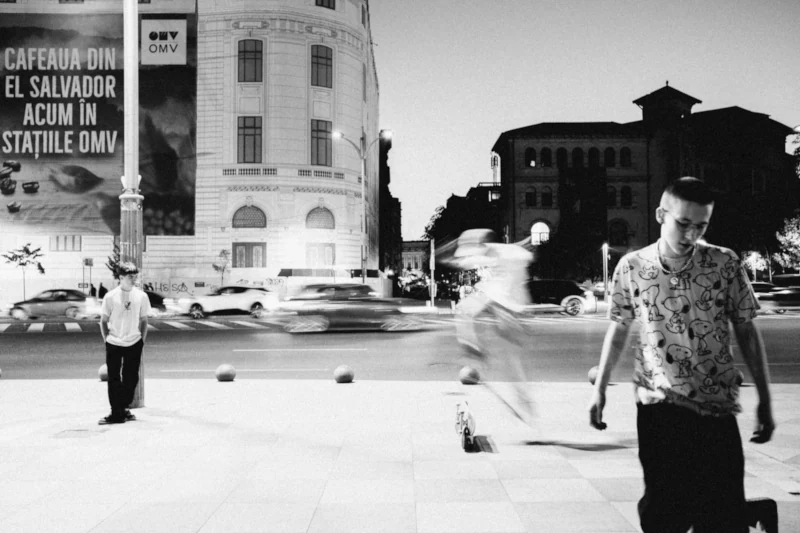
[524,147,536,168]
[540,147,552,167]
[232,205,266,228]
[524,188,537,207]
[621,186,633,207]
[541,186,553,207]
[609,219,629,247]
[556,148,568,169]
[588,147,600,168]
[530,221,550,245]
[572,147,584,168]
[604,147,615,167]
[606,186,617,207]
[620,147,632,167]
[306,207,335,229]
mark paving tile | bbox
[515,501,638,532]
[83,502,217,533]
[414,478,510,502]
[587,478,644,502]
[226,478,327,503]
[569,458,643,479]
[502,478,606,502]
[198,502,317,533]
[246,457,335,480]
[417,502,525,533]
[491,459,582,479]
[330,459,414,480]
[414,459,499,480]
[307,502,416,533]
[320,479,415,503]
[0,501,121,533]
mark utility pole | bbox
[122,0,145,408]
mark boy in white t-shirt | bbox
[99,262,150,425]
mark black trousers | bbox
[105,340,143,413]
[637,403,748,533]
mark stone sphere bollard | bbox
[459,366,480,385]
[0,368,3,378]
[98,364,108,382]
[215,364,236,382]
[588,366,599,385]
[333,364,354,384]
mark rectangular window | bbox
[306,243,335,267]
[315,0,335,9]
[233,243,266,268]
[362,64,367,102]
[238,116,262,163]
[238,40,263,83]
[50,235,82,251]
[362,5,366,25]
[311,119,332,166]
[311,45,333,88]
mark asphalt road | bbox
[2,312,799,383]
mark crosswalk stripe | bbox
[0,324,9,332]
[229,320,268,328]
[147,324,159,331]
[27,323,44,332]
[162,321,193,330]
[193,320,232,329]
[64,323,81,332]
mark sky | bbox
[368,0,800,241]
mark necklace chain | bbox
[657,241,695,275]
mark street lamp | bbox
[601,242,609,303]
[333,129,392,283]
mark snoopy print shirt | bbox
[608,241,759,416]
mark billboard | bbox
[0,12,197,236]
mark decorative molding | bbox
[227,185,279,192]
[294,186,351,196]
[233,21,268,30]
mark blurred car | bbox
[278,283,433,333]
[8,289,100,320]
[750,281,800,314]
[528,279,597,316]
[165,286,279,319]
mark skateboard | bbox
[454,401,476,452]
[747,498,778,533]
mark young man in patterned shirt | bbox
[588,177,774,533]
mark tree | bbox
[775,215,800,272]
[742,251,768,281]
[105,243,121,280]
[212,249,230,285]
[2,243,45,300]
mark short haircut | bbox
[663,176,715,206]
[118,261,139,276]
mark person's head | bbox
[117,262,139,290]
[454,228,499,258]
[656,177,714,256]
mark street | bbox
[3,312,799,383]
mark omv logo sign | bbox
[141,19,187,65]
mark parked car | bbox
[165,286,280,318]
[8,289,100,320]
[528,279,597,316]
[278,283,432,333]
[750,281,800,314]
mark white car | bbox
[166,286,280,319]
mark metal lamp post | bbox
[122,0,145,408]
[333,130,392,283]
[602,242,609,303]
